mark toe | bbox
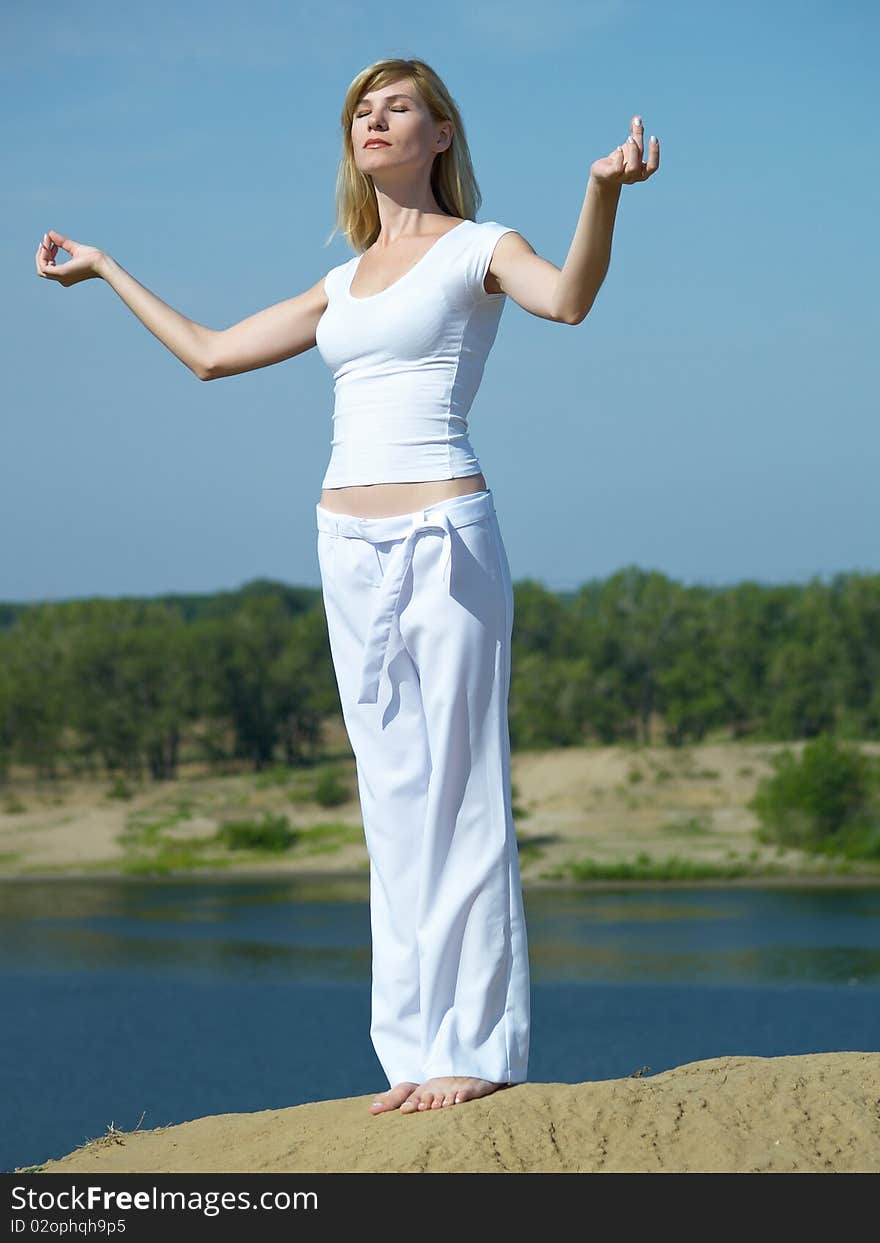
[370,1081,419,1114]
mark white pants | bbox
[315,488,530,1086]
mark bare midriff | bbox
[318,473,488,519]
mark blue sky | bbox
[3,0,877,601]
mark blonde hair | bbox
[325,58,483,254]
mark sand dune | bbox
[6,741,880,882]
[22,1051,880,1174]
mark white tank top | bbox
[314,219,517,489]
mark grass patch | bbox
[515,835,545,863]
[252,764,300,789]
[542,850,879,882]
[120,802,195,851]
[287,764,353,808]
[293,821,363,856]
[657,813,714,836]
[118,803,298,874]
[120,846,239,877]
[544,852,773,882]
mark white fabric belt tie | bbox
[357,510,455,705]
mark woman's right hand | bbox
[35,231,105,287]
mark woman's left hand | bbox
[590,116,659,188]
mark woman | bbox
[35,57,659,1117]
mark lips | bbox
[364,140,390,148]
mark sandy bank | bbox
[22,1051,880,1174]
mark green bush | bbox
[511,781,530,821]
[253,764,298,789]
[313,767,351,808]
[219,812,296,852]
[106,776,134,800]
[748,734,880,859]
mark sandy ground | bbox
[3,739,880,883]
[19,1052,880,1174]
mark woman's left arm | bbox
[491,115,660,325]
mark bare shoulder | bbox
[302,270,332,313]
[484,229,533,296]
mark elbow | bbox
[194,333,222,380]
[194,352,219,381]
[568,298,594,325]
[554,298,592,325]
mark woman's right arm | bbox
[36,230,329,381]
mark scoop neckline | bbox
[346,218,473,302]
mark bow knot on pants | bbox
[357,508,455,705]
[315,488,530,1086]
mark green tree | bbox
[590,567,688,744]
[4,605,71,779]
[657,594,725,744]
[749,733,880,856]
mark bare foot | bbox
[399,1076,509,1113]
[369,1081,420,1115]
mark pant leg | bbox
[396,504,531,1084]
[317,525,428,1086]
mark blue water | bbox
[2,878,879,1172]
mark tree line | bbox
[1,566,878,781]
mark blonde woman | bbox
[36,57,659,1118]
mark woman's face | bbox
[351,79,449,179]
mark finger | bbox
[40,234,58,267]
[642,134,660,177]
[623,134,640,176]
[630,115,644,158]
[46,229,70,254]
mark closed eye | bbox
[355,107,408,118]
